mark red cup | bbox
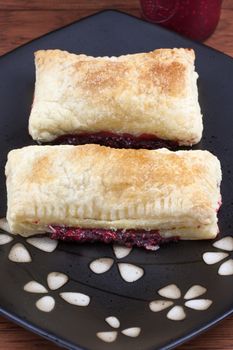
[140,0,222,41]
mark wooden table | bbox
[0,1,232,349]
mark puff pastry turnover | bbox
[6,145,221,247]
[29,48,202,146]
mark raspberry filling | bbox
[216,196,222,212]
[49,226,179,250]
[51,132,179,150]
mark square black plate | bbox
[0,10,233,350]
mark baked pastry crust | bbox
[6,145,221,239]
[29,48,202,145]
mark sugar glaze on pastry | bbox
[6,145,221,243]
[29,48,202,146]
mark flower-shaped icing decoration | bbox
[202,236,233,276]
[97,316,141,343]
[89,244,144,282]
[0,218,58,263]
[24,272,90,312]
[149,284,212,321]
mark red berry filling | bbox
[49,226,179,250]
[216,195,222,212]
[51,132,179,150]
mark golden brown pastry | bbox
[5,145,221,249]
[29,48,202,147]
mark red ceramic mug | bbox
[140,0,222,41]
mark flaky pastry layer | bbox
[5,145,221,238]
[29,48,202,145]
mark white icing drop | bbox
[167,306,186,321]
[113,244,132,259]
[60,292,90,306]
[0,218,12,234]
[8,243,31,263]
[27,237,58,252]
[118,263,144,282]
[89,258,114,274]
[213,236,233,252]
[96,331,117,343]
[185,299,212,310]
[105,316,120,329]
[203,252,228,265]
[158,284,181,299]
[218,259,233,275]
[24,281,48,293]
[36,296,55,312]
[184,285,207,300]
[47,272,68,290]
[0,233,13,245]
[121,327,141,337]
[149,300,174,312]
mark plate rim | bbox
[0,302,232,350]
[1,9,233,62]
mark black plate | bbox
[0,10,233,350]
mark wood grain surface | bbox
[0,0,232,349]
